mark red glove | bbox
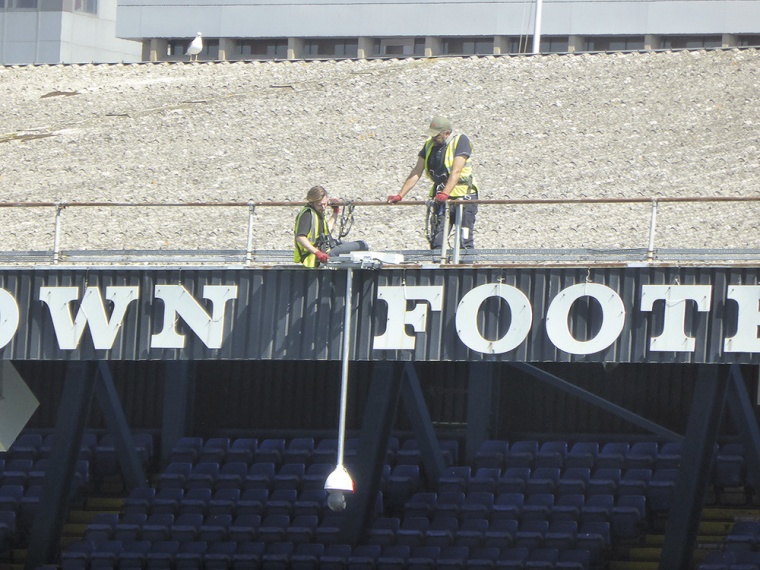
[328,198,340,213]
[387,195,402,204]
[315,250,329,264]
[434,192,449,203]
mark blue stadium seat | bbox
[113,513,148,542]
[257,513,290,543]
[290,542,325,570]
[225,438,257,465]
[367,516,401,546]
[318,542,352,570]
[557,548,591,570]
[396,516,430,547]
[557,467,591,496]
[436,544,469,570]
[261,540,295,569]
[84,512,118,542]
[580,493,614,524]
[273,462,305,491]
[575,521,611,564]
[526,547,560,569]
[157,462,193,490]
[596,442,630,470]
[0,485,24,512]
[286,514,319,543]
[60,539,95,570]
[587,468,621,496]
[171,513,203,542]
[520,493,554,521]
[347,544,382,570]
[174,540,208,570]
[198,514,232,543]
[90,540,128,570]
[141,512,175,542]
[8,433,43,462]
[1,459,32,487]
[454,517,489,548]
[468,467,502,494]
[406,545,440,570]
[282,437,315,465]
[168,437,204,465]
[433,491,465,519]
[228,513,261,543]
[404,492,438,519]
[301,462,334,491]
[626,441,659,470]
[497,546,530,569]
[123,486,156,516]
[465,546,500,570]
[483,518,518,548]
[438,466,471,494]
[535,440,568,469]
[266,488,298,517]
[315,514,344,544]
[205,540,241,570]
[187,462,220,489]
[496,467,531,495]
[617,468,652,497]
[255,438,286,465]
[513,518,549,549]
[199,438,230,464]
[214,461,247,490]
[151,487,185,515]
[145,539,180,569]
[236,487,268,516]
[376,544,410,570]
[656,442,682,470]
[610,494,646,538]
[207,487,241,517]
[460,491,494,520]
[565,441,599,470]
[724,520,760,551]
[293,488,327,517]
[525,467,560,496]
[491,492,524,521]
[178,487,212,516]
[473,440,509,470]
[544,519,578,550]
[424,516,458,547]
[244,462,276,491]
[505,440,538,469]
[551,493,584,522]
[646,468,678,514]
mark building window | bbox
[74,0,97,14]
[661,35,721,49]
[304,39,358,58]
[373,38,424,57]
[584,36,645,52]
[237,39,287,60]
[738,35,760,47]
[167,38,219,60]
[7,0,37,8]
[540,36,569,53]
[442,37,494,55]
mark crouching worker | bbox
[294,185,369,267]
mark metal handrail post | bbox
[452,201,463,264]
[53,202,65,265]
[245,201,256,266]
[440,203,450,264]
[647,199,658,262]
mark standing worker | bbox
[387,116,479,250]
[295,185,369,267]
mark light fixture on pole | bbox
[325,266,356,511]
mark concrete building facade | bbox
[0,0,141,64]
[116,0,760,62]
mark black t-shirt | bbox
[296,206,324,240]
[418,134,472,186]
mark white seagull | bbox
[186,32,203,61]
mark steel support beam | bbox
[342,361,403,544]
[400,362,447,486]
[160,361,196,468]
[95,362,148,490]
[660,365,730,570]
[466,362,495,464]
[726,364,760,494]
[509,363,683,442]
[25,361,97,570]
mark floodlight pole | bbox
[336,266,353,466]
[532,0,543,54]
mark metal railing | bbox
[0,196,758,266]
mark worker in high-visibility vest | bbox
[294,185,368,267]
[388,116,479,250]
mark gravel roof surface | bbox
[1,49,759,263]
